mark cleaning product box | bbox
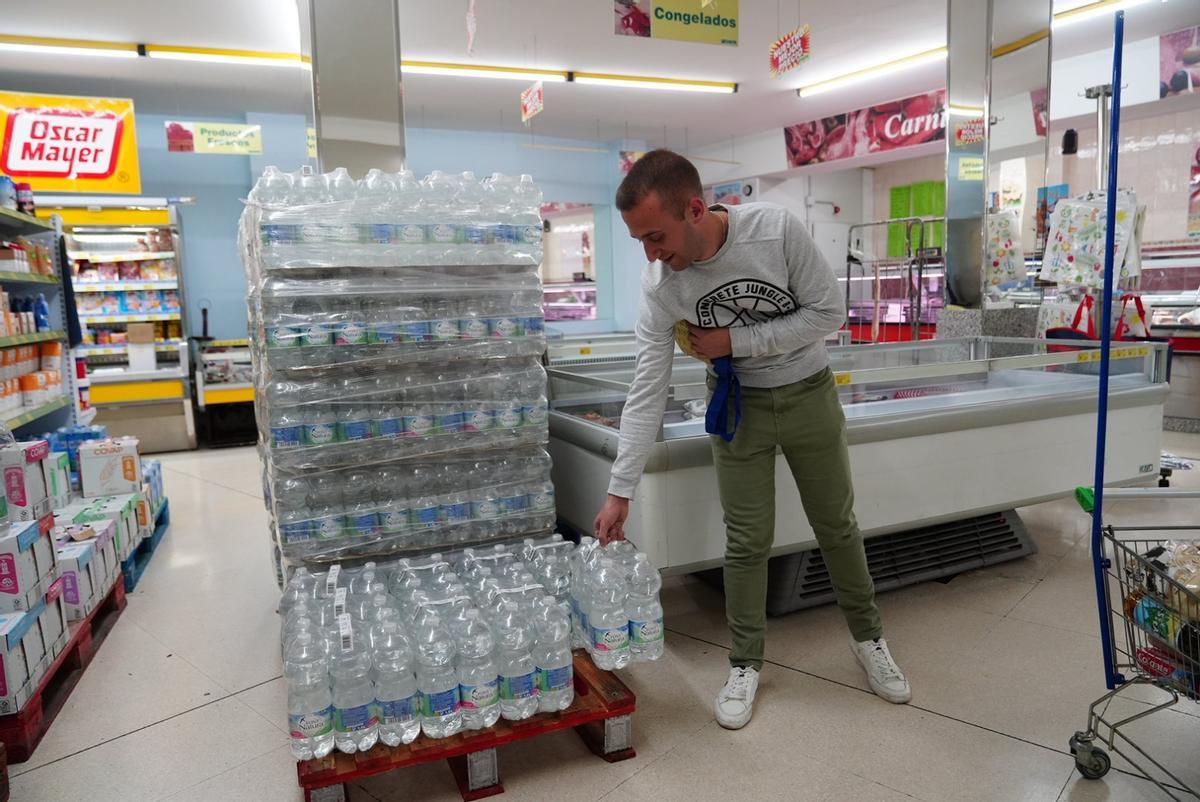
[0,440,50,523]
[0,603,47,713]
[79,438,141,498]
[133,491,153,541]
[98,495,139,554]
[79,500,135,563]
[54,540,99,621]
[40,578,67,657]
[142,459,164,512]
[0,520,56,612]
[42,451,71,510]
[53,500,92,534]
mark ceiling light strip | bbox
[401,60,569,82]
[1051,0,1151,28]
[796,48,946,98]
[0,33,139,58]
[572,72,737,94]
[145,44,310,68]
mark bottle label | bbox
[411,505,439,530]
[523,402,548,427]
[461,409,492,432]
[377,416,404,439]
[301,223,326,243]
[401,321,431,343]
[524,316,545,334]
[380,508,408,533]
[520,225,543,245]
[334,587,348,617]
[334,703,377,733]
[404,413,435,437]
[529,490,555,512]
[348,512,380,538]
[439,502,470,526]
[431,319,460,342]
[369,223,393,244]
[301,323,332,347]
[334,321,368,345]
[537,665,572,693]
[267,325,300,348]
[378,694,419,723]
[591,625,629,653]
[305,422,337,446]
[315,515,344,540]
[422,687,460,717]
[489,318,521,338]
[463,224,490,244]
[459,678,499,709]
[500,494,528,516]
[629,617,664,645]
[434,411,462,435]
[494,224,518,244]
[372,323,401,344]
[472,499,500,520]
[499,671,538,700]
[496,405,522,429]
[262,224,294,245]
[289,705,333,739]
[340,419,374,441]
[398,224,425,244]
[460,318,489,340]
[279,519,312,544]
[429,224,460,244]
[272,424,304,449]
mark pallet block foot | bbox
[575,714,636,763]
[447,749,504,801]
[304,782,347,802]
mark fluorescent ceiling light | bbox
[573,72,737,94]
[0,34,138,59]
[403,61,568,82]
[145,45,310,68]
[797,48,947,98]
[1051,0,1152,28]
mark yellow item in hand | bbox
[675,320,709,363]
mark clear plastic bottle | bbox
[308,475,347,542]
[343,471,381,543]
[398,295,431,344]
[626,554,665,662]
[333,297,370,346]
[302,403,339,448]
[526,479,556,518]
[276,477,314,547]
[394,169,427,262]
[370,619,421,746]
[337,395,376,443]
[368,296,401,346]
[587,558,631,670]
[429,298,460,343]
[285,632,335,760]
[280,566,318,616]
[270,407,305,450]
[295,296,333,347]
[376,467,409,538]
[494,602,539,720]
[329,616,379,754]
[376,390,406,442]
[408,466,441,534]
[533,596,575,712]
[456,609,501,730]
[414,614,463,738]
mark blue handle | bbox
[706,356,742,442]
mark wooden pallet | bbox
[0,574,128,763]
[297,653,636,801]
[122,499,170,593]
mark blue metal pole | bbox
[1091,10,1125,691]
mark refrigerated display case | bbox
[192,338,256,447]
[1140,242,1200,432]
[547,337,1169,575]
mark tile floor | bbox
[11,432,1200,801]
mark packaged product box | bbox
[40,578,68,657]
[58,519,118,593]
[52,500,92,532]
[0,603,47,714]
[0,520,56,613]
[0,440,50,523]
[79,438,142,498]
[133,491,153,540]
[77,500,136,563]
[105,494,141,550]
[54,540,99,621]
[42,451,71,510]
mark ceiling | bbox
[0,1,1196,148]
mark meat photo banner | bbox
[783,89,946,168]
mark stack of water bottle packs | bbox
[240,166,553,566]
[280,535,663,760]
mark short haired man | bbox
[594,150,910,729]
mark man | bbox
[593,150,910,730]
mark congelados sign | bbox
[615,1,738,47]
[0,91,141,194]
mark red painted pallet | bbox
[297,653,637,802]
[0,573,128,763]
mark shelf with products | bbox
[0,207,53,236]
[5,395,69,429]
[73,281,179,292]
[0,329,66,348]
[76,339,185,357]
[0,271,58,285]
[67,250,175,263]
[544,282,597,322]
[79,312,181,324]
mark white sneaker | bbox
[851,637,911,704]
[714,666,759,729]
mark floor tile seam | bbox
[232,673,291,734]
[593,715,721,801]
[121,616,240,694]
[161,464,264,501]
[152,741,292,802]
[1001,608,1104,640]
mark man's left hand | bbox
[687,323,732,360]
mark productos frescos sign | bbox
[783,89,946,168]
[0,91,140,193]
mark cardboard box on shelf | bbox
[0,603,45,714]
[40,579,67,658]
[79,439,142,498]
[0,520,56,613]
[42,451,71,510]
[76,499,136,563]
[133,492,153,540]
[54,540,99,621]
[0,440,49,523]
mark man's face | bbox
[621,191,705,271]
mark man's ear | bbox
[687,196,706,223]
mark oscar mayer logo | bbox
[1,107,124,180]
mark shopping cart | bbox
[1068,493,1200,799]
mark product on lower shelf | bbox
[279,535,663,760]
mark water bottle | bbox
[408,466,441,534]
[307,475,346,542]
[254,165,291,207]
[398,295,431,343]
[337,391,376,443]
[394,170,427,261]
[327,167,358,204]
[526,479,555,518]
[348,563,379,595]
[329,616,379,753]
[263,296,301,350]
[270,407,305,450]
[360,169,395,248]
[376,389,406,442]
[487,173,518,258]
[429,298,460,343]
[414,614,463,738]
[513,174,544,263]
[626,554,665,662]
[295,296,333,347]
[333,297,370,347]
[343,471,381,543]
[370,619,421,746]
[456,609,501,730]
[368,296,402,347]
[422,171,461,262]
[587,558,631,670]
[376,467,409,538]
[533,596,574,712]
[280,567,318,616]
[494,602,539,720]
[282,600,318,659]
[276,477,314,547]
[459,295,489,342]
[285,632,336,760]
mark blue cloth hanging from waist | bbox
[705,356,742,442]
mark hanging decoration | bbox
[520,81,544,124]
[466,0,478,56]
[768,24,810,77]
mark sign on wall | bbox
[614,0,738,47]
[0,90,140,194]
[1160,25,1200,98]
[165,121,263,155]
[783,89,946,168]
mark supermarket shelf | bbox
[77,406,98,425]
[67,251,175,263]
[5,395,70,428]
[0,207,53,236]
[201,349,250,361]
[203,384,254,405]
[77,340,184,357]
[79,313,180,324]
[72,281,178,292]
[90,367,186,383]
[207,338,249,347]
[0,330,65,348]
[0,271,58,285]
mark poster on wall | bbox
[520,81,544,123]
[0,90,140,194]
[710,180,747,205]
[165,121,263,155]
[1029,87,1048,137]
[783,89,946,168]
[1036,184,1069,239]
[614,0,738,47]
[306,127,317,158]
[619,150,648,174]
[1160,25,1200,98]
[769,24,810,77]
[1189,147,1200,238]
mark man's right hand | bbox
[593,494,630,545]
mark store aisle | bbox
[10,437,1200,801]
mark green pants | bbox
[709,366,882,670]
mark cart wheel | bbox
[1075,746,1111,780]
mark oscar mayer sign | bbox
[0,91,141,194]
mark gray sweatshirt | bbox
[608,201,844,499]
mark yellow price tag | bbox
[834,372,853,386]
[579,347,592,355]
